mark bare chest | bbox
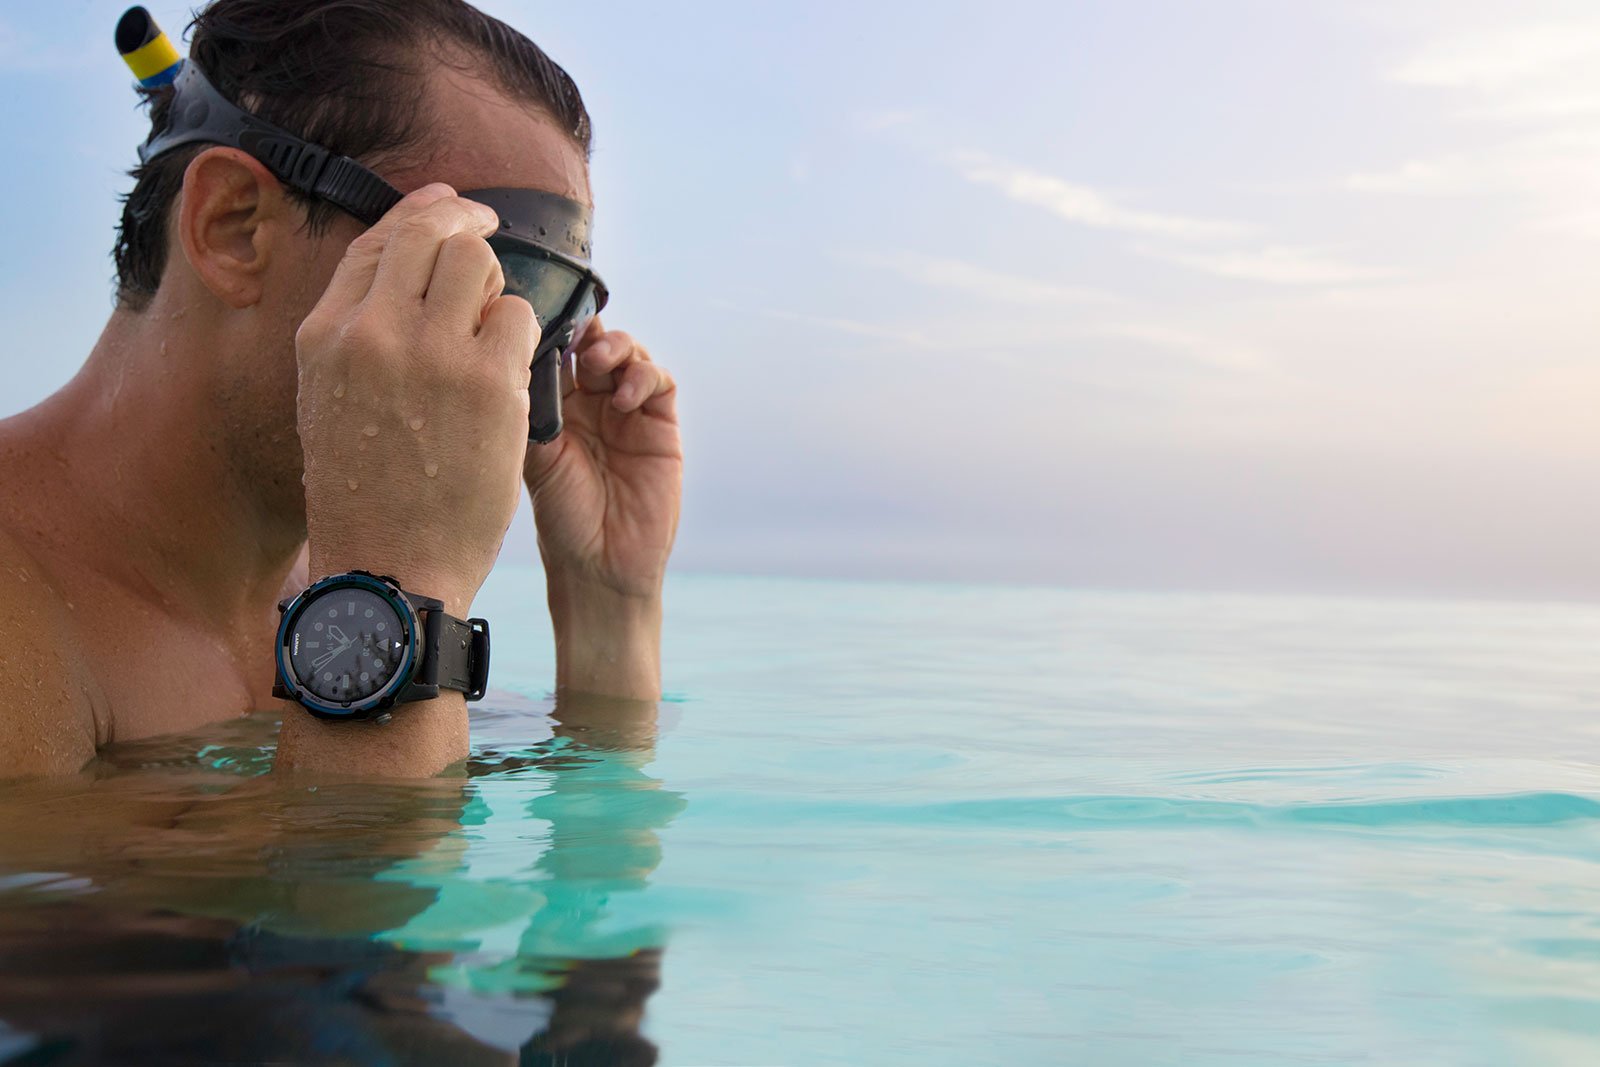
[63,578,286,743]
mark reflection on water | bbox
[0,693,683,1065]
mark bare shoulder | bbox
[0,523,101,778]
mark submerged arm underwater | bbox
[0,692,680,1061]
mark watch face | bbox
[285,584,410,706]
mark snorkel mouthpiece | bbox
[116,7,183,88]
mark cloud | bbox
[935,151,1392,287]
[1348,20,1600,239]
[949,152,1246,242]
[1344,156,1483,195]
[847,251,1116,307]
[1392,19,1600,119]
[1346,124,1600,209]
[1136,245,1397,286]
[1087,323,1270,374]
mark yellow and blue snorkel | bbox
[115,7,183,88]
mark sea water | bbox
[4,570,1600,1064]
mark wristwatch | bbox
[273,571,490,721]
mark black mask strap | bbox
[140,60,403,226]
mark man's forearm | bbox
[547,574,662,700]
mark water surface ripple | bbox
[3,572,1600,1065]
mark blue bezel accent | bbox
[275,571,420,720]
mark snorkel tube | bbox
[115,7,183,88]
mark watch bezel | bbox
[275,571,420,720]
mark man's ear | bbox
[175,147,291,309]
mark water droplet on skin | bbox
[333,383,347,399]
[300,472,307,485]
[357,439,367,452]
[424,463,439,478]
[363,424,379,437]
[347,478,360,491]
[408,416,426,431]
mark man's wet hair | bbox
[113,0,592,311]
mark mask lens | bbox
[563,287,599,357]
[491,243,583,331]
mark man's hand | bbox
[280,182,536,777]
[295,183,536,616]
[524,319,682,699]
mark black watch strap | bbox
[414,607,491,702]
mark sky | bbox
[2,0,1598,600]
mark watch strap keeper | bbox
[418,611,490,702]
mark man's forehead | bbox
[393,66,591,206]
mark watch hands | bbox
[312,637,355,670]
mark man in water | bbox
[0,0,681,779]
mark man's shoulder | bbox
[0,521,63,621]
[0,519,66,607]
[0,521,101,776]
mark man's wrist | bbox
[274,556,476,778]
[547,571,663,700]
[275,690,469,776]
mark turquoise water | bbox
[6,571,1600,1063]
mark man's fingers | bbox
[578,330,643,373]
[642,377,678,419]
[370,196,500,304]
[612,360,672,414]
[573,329,676,414]
[480,294,540,390]
[575,330,641,393]
[316,182,457,311]
[428,232,505,331]
[564,321,677,415]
